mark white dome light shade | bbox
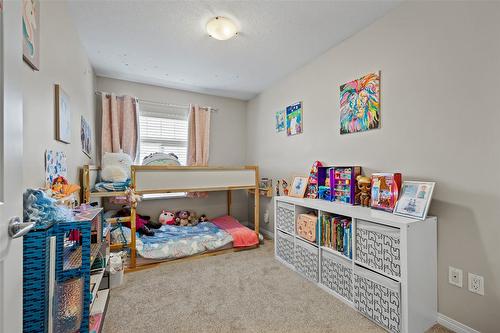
[206,16,238,40]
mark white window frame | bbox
[138,102,189,200]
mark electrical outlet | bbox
[468,273,484,295]
[449,266,463,288]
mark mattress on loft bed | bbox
[113,222,234,260]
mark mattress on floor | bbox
[113,222,234,260]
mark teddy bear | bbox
[356,175,372,207]
[175,210,194,226]
[159,210,176,225]
[101,151,133,183]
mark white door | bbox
[0,1,30,333]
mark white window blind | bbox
[138,104,189,165]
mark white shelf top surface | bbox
[275,196,436,228]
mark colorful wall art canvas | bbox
[275,110,285,132]
[286,102,303,136]
[81,116,92,157]
[45,150,67,187]
[340,72,380,134]
[22,0,40,71]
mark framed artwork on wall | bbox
[45,150,67,187]
[286,102,303,136]
[22,0,40,71]
[275,109,285,132]
[55,84,71,144]
[394,181,435,220]
[80,116,92,157]
[289,176,308,198]
[340,72,380,134]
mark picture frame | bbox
[80,116,92,157]
[394,181,435,220]
[289,176,308,198]
[55,84,71,144]
[22,0,40,71]
[275,178,290,196]
[286,102,303,136]
[275,109,285,132]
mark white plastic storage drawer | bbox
[320,250,353,301]
[354,266,401,333]
[356,220,401,278]
[276,202,295,234]
[276,230,294,266]
[294,238,318,282]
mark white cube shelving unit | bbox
[274,196,437,333]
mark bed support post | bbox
[130,167,137,269]
[83,165,90,203]
[227,190,232,216]
[254,166,260,237]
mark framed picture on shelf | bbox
[394,181,435,220]
[55,84,71,143]
[289,176,308,198]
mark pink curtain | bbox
[187,104,211,167]
[101,94,139,161]
[187,104,211,198]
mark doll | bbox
[356,175,371,207]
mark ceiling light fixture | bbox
[206,16,238,41]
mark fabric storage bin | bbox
[294,238,319,282]
[356,220,401,278]
[276,230,294,266]
[276,202,295,234]
[320,250,353,301]
[354,265,401,333]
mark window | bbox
[138,105,189,165]
[138,103,189,199]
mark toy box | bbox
[296,213,317,243]
[330,166,361,204]
[317,166,333,201]
[370,173,402,212]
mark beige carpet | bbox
[103,241,452,333]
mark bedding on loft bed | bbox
[94,179,131,192]
[110,216,258,260]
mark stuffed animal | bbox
[175,210,193,226]
[116,206,157,236]
[356,175,371,207]
[159,210,176,225]
[101,151,133,183]
[198,214,208,223]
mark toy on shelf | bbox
[305,161,323,199]
[370,173,402,212]
[276,179,289,196]
[296,213,317,243]
[317,166,333,201]
[320,213,352,259]
[50,176,80,200]
[355,175,371,207]
[331,166,361,204]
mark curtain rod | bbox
[94,91,218,112]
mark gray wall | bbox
[23,0,97,188]
[95,77,249,222]
[246,2,500,332]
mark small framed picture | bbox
[289,176,308,198]
[394,181,435,220]
[80,116,92,157]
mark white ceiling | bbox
[69,1,400,100]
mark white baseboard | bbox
[438,313,480,333]
[260,228,274,239]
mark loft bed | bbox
[82,165,260,271]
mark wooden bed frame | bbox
[82,165,260,271]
